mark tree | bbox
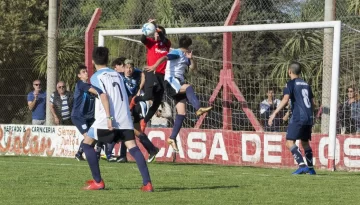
[0,0,47,123]
[271,0,324,98]
[347,0,360,15]
[33,30,85,90]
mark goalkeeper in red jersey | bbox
[129,19,171,132]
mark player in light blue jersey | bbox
[268,62,316,175]
[82,47,153,192]
[102,59,160,163]
[147,35,212,162]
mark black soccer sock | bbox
[119,141,127,158]
[83,144,102,183]
[77,139,84,155]
[290,145,305,166]
[169,114,186,140]
[138,133,156,154]
[304,146,314,168]
[129,146,151,185]
[185,85,200,111]
[144,99,162,122]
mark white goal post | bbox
[98,21,342,170]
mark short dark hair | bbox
[289,62,301,75]
[76,64,87,74]
[179,35,192,48]
[267,87,275,92]
[158,26,166,35]
[111,57,126,68]
[92,47,109,65]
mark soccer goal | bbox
[97,21,343,170]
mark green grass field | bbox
[1,156,360,205]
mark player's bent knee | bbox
[124,140,137,150]
[83,134,96,145]
[179,84,190,93]
[301,140,310,148]
[285,140,295,149]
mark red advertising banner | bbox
[1,125,360,170]
[116,128,360,171]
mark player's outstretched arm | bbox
[312,98,316,113]
[145,56,168,72]
[157,29,168,44]
[268,94,289,126]
[140,34,147,45]
[137,72,146,95]
[186,51,196,71]
[141,19,157,45]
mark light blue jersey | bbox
[90,67,133,130]
[164,49,190,83]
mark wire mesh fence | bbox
[1,0,360,132]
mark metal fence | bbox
[1,0,360,129]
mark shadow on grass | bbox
[156,185,240,192]
[103,185,240,192]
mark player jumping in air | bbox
[129,19,171,132]
[268,62,316,175]
[147,35,212,162]
[82,47,153,191]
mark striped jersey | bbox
[90,67,133,130]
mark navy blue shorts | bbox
[286,123,312,141]
[71,116,95,134]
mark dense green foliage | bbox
[2,0,360,127]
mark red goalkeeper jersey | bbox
[144,37,171,75]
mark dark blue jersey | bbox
[283,78,314,125]
[71,80,102,119]
[119,68,142,97]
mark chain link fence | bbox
[1,0,360,130]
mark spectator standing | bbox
[27,79,46,125]
[260,87,281,132]
[49,81,73,125]
[339,86,360,134]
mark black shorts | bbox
[143,72,164,101]
[132,102,147,123]
[286,123,312,141]
[164,77,187,103]
[71,116,95,134]
[88,128,135,143]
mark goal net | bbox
[95,21,358,170]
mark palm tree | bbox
[33,31,84,90]
[347,0,360,15]
[271,0,324,96]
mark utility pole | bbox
[46,0,58,125]
[321,0,336,133]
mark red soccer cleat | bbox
[140,119,147,132]
[82,179,105,190]
[129,97,136,111]
[140,182,154,192]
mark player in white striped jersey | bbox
[82,47,153,192]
